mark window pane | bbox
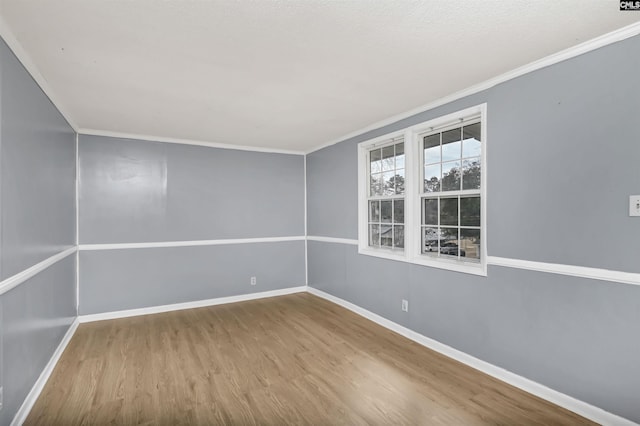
[442,128,461,162]
[369,224,380,247]
[423,134,440,164]
[462,123,481,158]
[393,225,404,248]
[395,143,405,169]
[440,198,458,226]
[383,171,396,195]
[440,228,459,258]
[423,198,438,225]
[370,172,383,196]
[369,200,380,222]
[381,200,392,223]
[394,169,405,195]
[441,161,461,191]
[460,196,480,227]
[380,225,393,247]
[462,158,481,190]
[461,228,481,262]
[422,226,440,256]
[424,164,440,192]
[393,199,404,224]
[440,241,460,258]
[370,148,382,173]
[381,146,395,171]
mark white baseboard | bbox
[305,287,637,426]
[79,286,308,323]
[11,318,79,426]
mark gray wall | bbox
[79,136,304,243]
[78,136,305,314]
[0,38,76,425]
[1,49,76,279]
[80,242,304,314]
[306,34,640,422]
[1,258,76,425]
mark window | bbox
[358,104,486,275]
[367,138,405,250]
[420,122,481,264]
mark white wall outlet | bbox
[401,299,409,312]
[630,195,640,217]
[250,276,257,286]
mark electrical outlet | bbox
[401,299,409,312]
[250,276,257,286]
[630,195,640,217]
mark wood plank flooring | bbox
[26,293,595,425]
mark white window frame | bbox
[358,130,413,263]
[357,104,487,276]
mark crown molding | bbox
[306,21,640,154]
[79,128,305,155]
[0,15,79,131]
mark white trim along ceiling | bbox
[0,1,639,153]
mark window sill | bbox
[358,245,487,276]
[358,246,408,264]
[411,255,487,276]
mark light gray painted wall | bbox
[79,135,304,244]
[0,38,76,425]
[486,38,640,271]
[78,136,306,314]
[1,44,76,279]
[0,257,76,425]
[306,34,640,423]
[80,241,305,315]
[307,140,359,239]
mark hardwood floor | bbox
[26,293,595,425]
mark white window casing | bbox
[358,104,487,276]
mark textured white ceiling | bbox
[0,1,638,153]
